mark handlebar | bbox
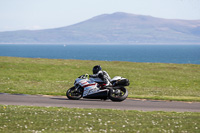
[78,74,89,79]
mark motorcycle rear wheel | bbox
[66,86,82,100]
[109,87,128,102]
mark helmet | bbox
[93,65,102,74]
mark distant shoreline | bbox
[0,43,200,45]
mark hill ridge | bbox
[0,12,200,44]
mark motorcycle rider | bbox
[89,65,111,87]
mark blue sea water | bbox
[0,44,200,64]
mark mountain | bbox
[0,12,200,44]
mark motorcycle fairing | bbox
[83,89,108,99]
[82,84,109,98]
[74,78,106,98]
[110,76,125,82]
[82,84,98,97]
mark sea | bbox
[0,44,200,64]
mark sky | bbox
[0,0,200,32]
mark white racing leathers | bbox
[90,71,111,86]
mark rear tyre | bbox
[66,86,82,100]
[109,87,128,102]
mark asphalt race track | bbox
[0,93,199,112]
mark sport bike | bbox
[66,74,129,102]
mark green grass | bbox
[0,56,200,101]
[0,105,199,133]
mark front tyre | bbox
[109,87,128,102]
[66,86,82,100]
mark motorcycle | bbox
[66,74,129,102]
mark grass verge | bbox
[0,105,199,133]
[0,57,200,102]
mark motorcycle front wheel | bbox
[66,86,82,100]
[109,87,128,102]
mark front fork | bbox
[74,84,83,94]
